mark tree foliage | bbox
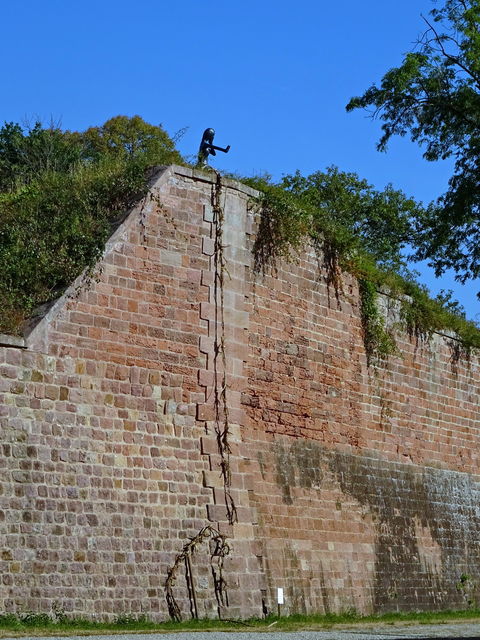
[0,122,82,191]
[0,116,183,333]
[80,115,182,164]
[279,167,419,271]
[347,0,480,288]
[247,168,480,359]
[247,167,421,274]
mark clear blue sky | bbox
[2,0,478,320]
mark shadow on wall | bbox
[253,439,480,614]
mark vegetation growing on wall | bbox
[0,116,182,334]
[358,278,397,366]
[246,170,480,363]
[0,115,478,364]
[210,172,238,525]
[164,525,230,621]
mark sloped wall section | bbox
[0,166,479,619]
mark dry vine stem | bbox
[211,171,237,525]
[164,525,230,621]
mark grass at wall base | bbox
[0,609,479,636]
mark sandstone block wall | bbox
[241,197,480,614]
[0,166,479,619]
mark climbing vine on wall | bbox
[211,172,237,525]
[164,525,230,621]
[358,278,397,366]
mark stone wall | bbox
[241,211,480,614]
[0,166,479,619]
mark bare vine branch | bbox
[211,171,238,526]
[164,525,230,621]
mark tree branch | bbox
[422,14,480,89]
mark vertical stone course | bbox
[0,166,479,619]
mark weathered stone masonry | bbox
[0,165,479,619]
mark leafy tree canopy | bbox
[245,167,426,287]
[80,115,182,164]
[0,115,183,333]
[347,0,480,290]
[0,115,182,193]
[279,167,420,271]
[0,121,82,191]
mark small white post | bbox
[277,587,284,617]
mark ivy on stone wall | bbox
[246,171,480,364]
[164,525,230,621]
[358,279,397,366]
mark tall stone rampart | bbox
[0,166,479,619]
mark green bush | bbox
[246,170,480,363]
[0,116,183,334]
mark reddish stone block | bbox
[196,404,215,422]
[199,302,215,321]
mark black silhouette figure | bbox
[197,128,230,166]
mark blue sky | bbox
[2,0,478,320]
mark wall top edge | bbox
[0,333,26,349]
[168,164,260,199]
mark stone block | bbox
[202,237,215,256]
